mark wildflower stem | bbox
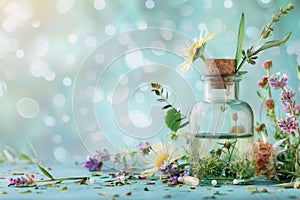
[35,176,88,183]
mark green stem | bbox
[35,176,88,183]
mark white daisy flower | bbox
[142,141,184,175]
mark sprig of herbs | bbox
[151,83,188,132]
[235,3,294,73]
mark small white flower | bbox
[294,181,300,189]
[233,179,239,185]
[119,175,126,183]
[89,177,95,184]
[211,179,217,186]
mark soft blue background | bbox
[0,0,299,162]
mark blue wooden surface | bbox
[0,163,299,200]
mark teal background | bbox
[0,0,299,162]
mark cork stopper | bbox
[205,58,235,75]
[205,58,236,89]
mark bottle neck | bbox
[202,75,240,101]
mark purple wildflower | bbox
[7,174,35,186]
[281,89,295,103]
[81,155,103,171]
[277,116,298,134]
[159,162,188,184]
[98,149,110,162]
[136,142,151,155]
[268,72,288,90]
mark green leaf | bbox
[37,163,54,180]
[27,139,38,159]
[165,108,181,132]
[17,153,33,163]
[254,32,291,53]
[235,13,245,71]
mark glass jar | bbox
[189,73,254,184]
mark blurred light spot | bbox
[260,0,271,4]
[160,29,173,40]
[134,92,145,104]
[52,134,62,144]
[180,19,192,31]
[145,0,155,9]
[129,109,151,127]
[86,70,96,81]
[224,0,233,8]
[91,131,103,141]
[256,0,273,8]
[2,2,33,32]
[84,35,97,48]
[44,116,56,126]
[93,89,104,103]
[56,0,74,14]
[123,135,134,145]
[53,93,66,106]
[63,77,72,86]
[2,17,17,32]
[105,25,116,35]
[30,60,48,77]
[0,81,7,98]
[94,53,105,64]
[151,40,166,56]
[44,70,56,81]
[136,20,148,30]
[31,20,41,28]
[66,54,76,64]
[203,0,212,9]
[180,4,194,16]
[198,23,207,31]
[246,26,260,40]
[16,49,24,58]
[118,33,130,45]
[94,0,105,10]
[160,20,176,30]
[211,18,223,34]
[62,114,70,123]
[36,38,49,57]
[286,40,300,55]
[125,50,144,68]
[16,97,40,119]
[111,87,129,104]
[68,34,78,44]
[53,146,68,161]
[0,34,10,57]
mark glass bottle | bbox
[189,60,254,184]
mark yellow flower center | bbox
[154,153,168,168]
[188,43,196,57]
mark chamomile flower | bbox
[142,141,184,175]
[179,30,215,73]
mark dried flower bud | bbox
[286,3,294,11]
[215,148,222,156]
[224,141,231,149]
[232,112,238,121]
[264,98,274,110]
[255,123,265,133]
[262,60,272,69]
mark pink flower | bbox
[254,138,276,179]
[262,60,272,69]
[264,98,274,110]
[254,135,287,179]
